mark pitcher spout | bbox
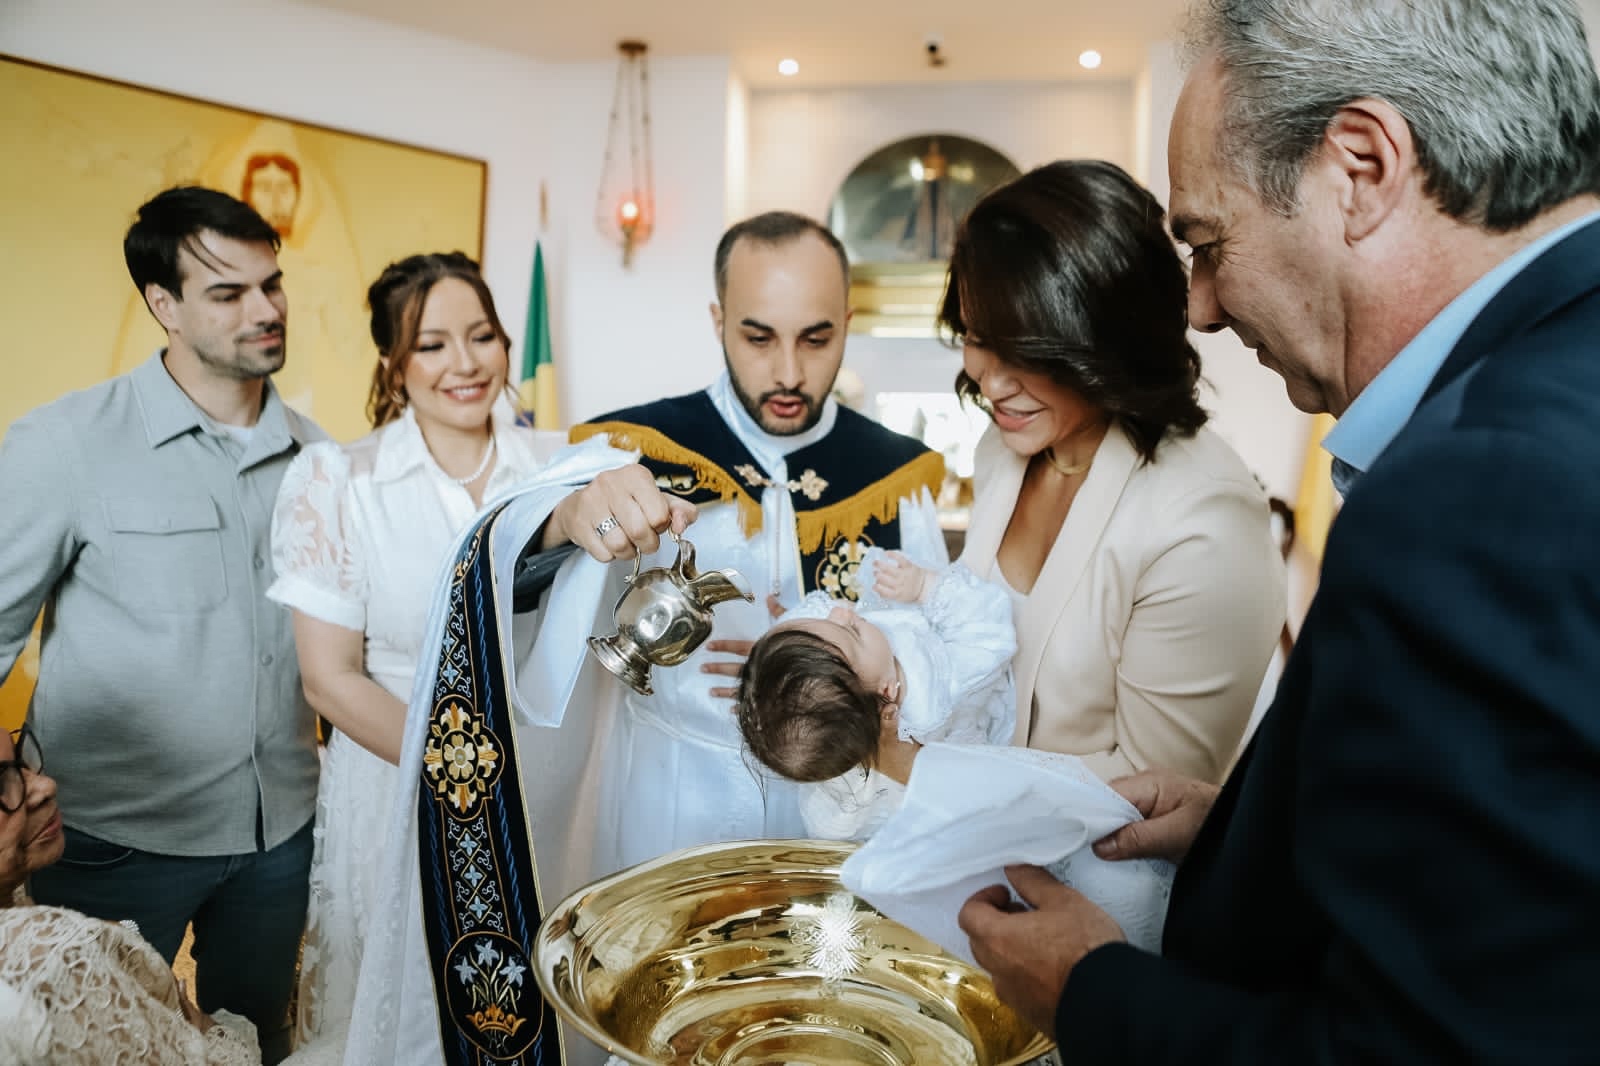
[686,569,754,608]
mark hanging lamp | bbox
[595,40,655,268]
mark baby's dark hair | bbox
[735,627,887,783]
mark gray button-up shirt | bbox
[0,353,325,855]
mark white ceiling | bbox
[297,0,1190,88]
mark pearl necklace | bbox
[1044,445,1091,478]
[450,437,497,485]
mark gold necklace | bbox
[1044,446,1091,478]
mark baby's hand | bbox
[874,551,930,603]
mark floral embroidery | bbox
[794,469,828,501]
[444,932,541,1056]
[423,700,502,816]
[816,536,871,601]
[655,472,697,493]
[736,463,830,501]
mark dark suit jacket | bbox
[1056,216,1600,1063]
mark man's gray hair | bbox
[1183,0,1600,230]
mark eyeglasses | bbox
[0,726,44,815]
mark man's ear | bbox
[709,300,724,340]
[1322,98,1413,243]
[145,284,181,332]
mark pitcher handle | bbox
[625,528,681,584]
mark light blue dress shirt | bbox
[1323,211,1600,496]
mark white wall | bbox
[725,72,751,224]
[1,0,735,430]
[746,80,1135,220]
[540,54,734,422]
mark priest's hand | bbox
[704,597,783,698]
[543,464,697,561]
[703,639,753,699]
[958,864,1125,1036]
[1093,768,1218,864]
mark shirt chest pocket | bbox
[105,496,228,612]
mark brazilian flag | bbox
[517,242,559,429]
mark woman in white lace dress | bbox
[267,253,563,1055]
[0,725,261,1065]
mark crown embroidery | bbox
[469,1003,527,1038]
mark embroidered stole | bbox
[571,390,944,599]
[417,502,563,1066]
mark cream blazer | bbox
[960,423,1285,784]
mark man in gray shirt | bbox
[0,186,323,1064]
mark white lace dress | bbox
[267,407,555,1056]
[0,903,259,1065]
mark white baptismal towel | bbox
[840,742,1175,965]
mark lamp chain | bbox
[596,42,654,267]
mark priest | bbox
[568,210,949,875]
[342,212,947,1066]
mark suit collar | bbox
[1423,214,1600,405]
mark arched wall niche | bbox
[827,133,1020,338]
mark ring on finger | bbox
[594,515,620,538]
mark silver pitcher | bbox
[588,532,753,696]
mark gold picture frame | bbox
[0,54,487,444]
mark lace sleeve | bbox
[922,562,1017,699]
[0,905,261,1065]
[268,442,367,632]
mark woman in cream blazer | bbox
[944,160,1285,785]
[961,422,1283,783]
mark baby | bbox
[735,548,1016,839]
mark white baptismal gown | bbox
[787,551,1018,840]
[267,406,556,1056]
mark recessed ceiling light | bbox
[1078,49,1103,70]
[778,58,800,76]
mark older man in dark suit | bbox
[959,1,1600,1062]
